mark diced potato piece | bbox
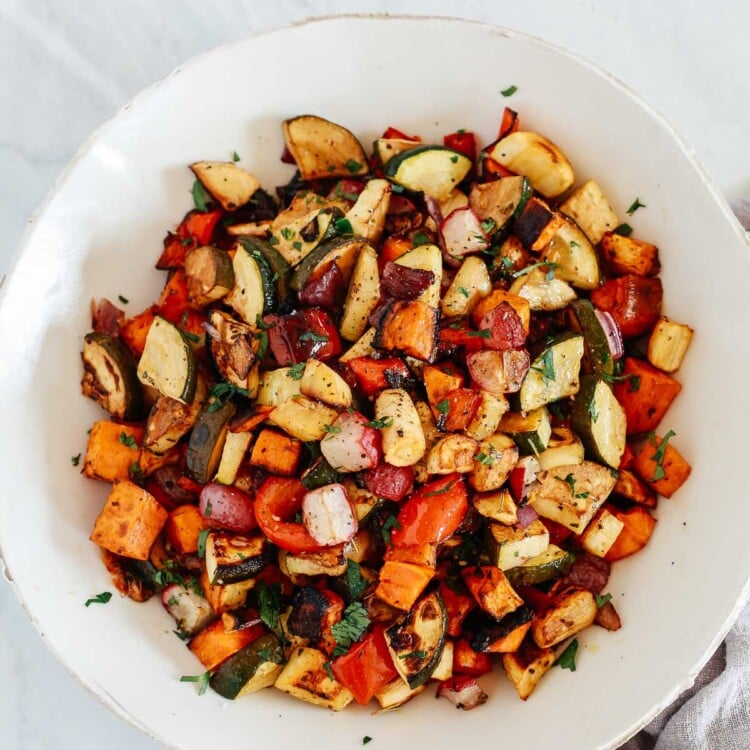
[486,520,549,570]
[268,396,338,442]
[376,389,426,467]
[200,569,255,614]
[215,429,252,485]
[90,480,168,561]
[255,367,301,406]
[600,233,660,277]
[580,508,625,558]
[473,489,518,525]
[274,646,354,710]
[300,359,353,408]
[502,640,556,700]
[647,317,694,373]
[426,435,479,474]
[509,268,576,312]
[531,588,597,648]
[537,428,584,471]
[462,566,523,620]
[345,178,391,243]
[559,179,618,245]
[469,433,518,491]
[279,546,347,580]
[190,161,260,211]
[431,639,454,681]
[338,327,377,362]
[83,421,142,482]
[465,391,509,441]
[340,245,381,342]
[165,505,209,554]
[394,244,442,307]
[441,257,492,317]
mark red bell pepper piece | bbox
[332,625,398,704]
[438,581,476,637]
[363,463,414,502]
[590,275,663,338]
[438,323,486,353]
[390,475,468,547]
[515,585,555,613]
[443,131,477,162]
[118,306,157,357]
[156,209,223,269]
[498,106,520,139]
[382,126,420,141]
[346,356,411,397]
[453,638,492,677]
[254,477,322,553]
[176,475,204,495]
[264,308,342,365]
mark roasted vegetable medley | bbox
[79,109,693,711]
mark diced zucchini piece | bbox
[225,243,274,325]
[528,460,617,534]
[274,646,354,710]
[375,678,426,711]
[81,332,144,420]
[137,316,197,403]
[509,268,577,312]
[375,388,426,467]
[210,633,284,699]
[385,591,447,689]
[215,429,253,485]
[580,508,625,558]
[394,243,443,307]
[500,407,552,455]
[340,244,381,342]
[536,427,584,471]
[184,245,234,307]
[472,489,518,525]
[290,236,366,292]
[255,367,301,406]
[345,178,392,243]
[238,237,290,308]
[600,232,660,277]
[485,519,550,570]
[441,256,491,317]
[571,375,627,469]
[469,176,532,236]
[647,316,694,373]
[559,179,619,245]
[542,217,600,290]
[469,433,518,492]
[185,400,235,483]
[384,145,473,200]
[283,115,368,180]
[208,311,260,392]
[568,299,614,377]
[278,546,347,580]
[373,137,418,167]
[519,332,584,411]
[502,640,556,700]
[504,544,575,587]
[426,435,479,474]
[190,161,260,211]
[268,396,338,442]
[486,131,574,198]
[531,587,597,648]
[206,531,271,585]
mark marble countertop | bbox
[1,1,748,748]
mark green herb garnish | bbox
[287,362,306,380]
[468,328,491,339]
[71,453,81,467]
[412,231,430,246]
[180,671,211,695]
[334,217,354,234]
[232,151,240,162]
[424,479,457,497]
[399,650,426,660]
[626,198,646,215]
[346,559,367,600]
[197,529,211,559]
[117,294,129,304]
[474,452,495,466]
[435,399,450,415]
[648,429,676,481]
[458,286,470,298]
[363,738,372,746]
[512,261,558,281]
[367,417,393,429]
[280,227,295,240]
[207,382,251,412]
[257,581,282,635]
[554,638,579,672]
[84,592,112,607]
[449,155,459,163]
[323,424,342,434]
[613,223,633,237]
[345,159,364,174]
[118,431,138,449]
[501,85,518,97]
[380,515,402,547]
[596,593,613,608]
[480,218,496,235]
[558,473,589,499]
[323,661,335,680]
[192,180,211,212]
[331,601,370,656]
[531,349,556,385]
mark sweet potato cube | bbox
[600,232,660,277]
[632,433,691,498]
[462,565,523,620]
[422,364,464,407]
[189,618,264,671]
[249,429,302,476]
[165,505,209,554]
[384,543,437,568]
[373,299,439,362]
[119,306,157,357]
[471,289,530,333]
[83,421,142,482]
[605,506,657,562]
[375,560,433,611]
[613,358,682,436]
[90,480,168,560]
[613,468,657,508]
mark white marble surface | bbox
[1,1,748,748]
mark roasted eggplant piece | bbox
[185,400,236,483]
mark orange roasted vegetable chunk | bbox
[374,299,439,362]
[189,618,264,671]
[591,275,662,338]
[471,289,530,333]
[613,358,682,436]
[632,432,692,498]
[118,306,157,357]
[375,560,433,611]
[384,543,437,568]
[83,421,142,482]
[605,506,657,562]
[90,480,168,560]
[165,505,209,554]
[249,429,303,477]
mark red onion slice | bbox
[517,505,539,528]
[595,309,624,360]
[381,261,434,299]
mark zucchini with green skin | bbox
[290,236,368,292]
[81,332,144,420]
[542,217,600,290]
[238,237,290,309]
[519,332,584,412]
[301,456,341,490]
[205,531,272,585]
[537,427,585,471]
[184,246,234,308]
[504,544,575,587]
[485,519,550,570]
[499,407,552,455]
[571,375,627,469]
[569,299,614,377]
[385,590,447,689]
[373,138,418,167]
[186,400,236,483]
[226,242,276,324]
[384,145,473,200]
[137,316,197,403]
[468,176,532,238]
[210,633,285,699]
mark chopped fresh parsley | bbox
[345,158,363,174]
[628,375,641,392]
[118,431,138,449]
[232,150,240,162]
[626,197,646,215]
[367,416,393,429]
[450,155,459,164]
[648,429,676,481]
[257,581,282,635]
[280,227,295,240]
[424,479,457,497]
[71,453,81,467]
[181,237,194,247]
[399,650,426,660]
[554,638,579,671]
[412,231,430,246]
[117,294,129,304]
[346,559,367,600]
[323,661,335,680]
[558,473,589,499]
[588,398,599,424]
[480,218,496,235]
[197,528,211,559]
[128,461,143,482]
[531,349,556,385]
[474,452,495,466]
[207,381,251,412]
[323,424,342,434]
[435,399,450,415]
[613,223,633,237]
[331,601,370,656]
[569,240,580,248]
[468,328,491,339]
[84,592,112,607]
[180,671,211,695]
[500,85,518,97]
[287,362,306,380]
[602,372,641,392]
[334,217,354,234]
[458,286,470,298]
[299,331,329,343]
[203,499,212,518]
[380,515,402,547]
[596,592,613,608]
[363,738,372,746]
[512,261,558,282]
[174,629,189,641]
[192,180,211,212]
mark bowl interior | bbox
[1,16,750,750]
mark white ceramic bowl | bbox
[2,15,750,750]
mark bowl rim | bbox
[1,12,749,750]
